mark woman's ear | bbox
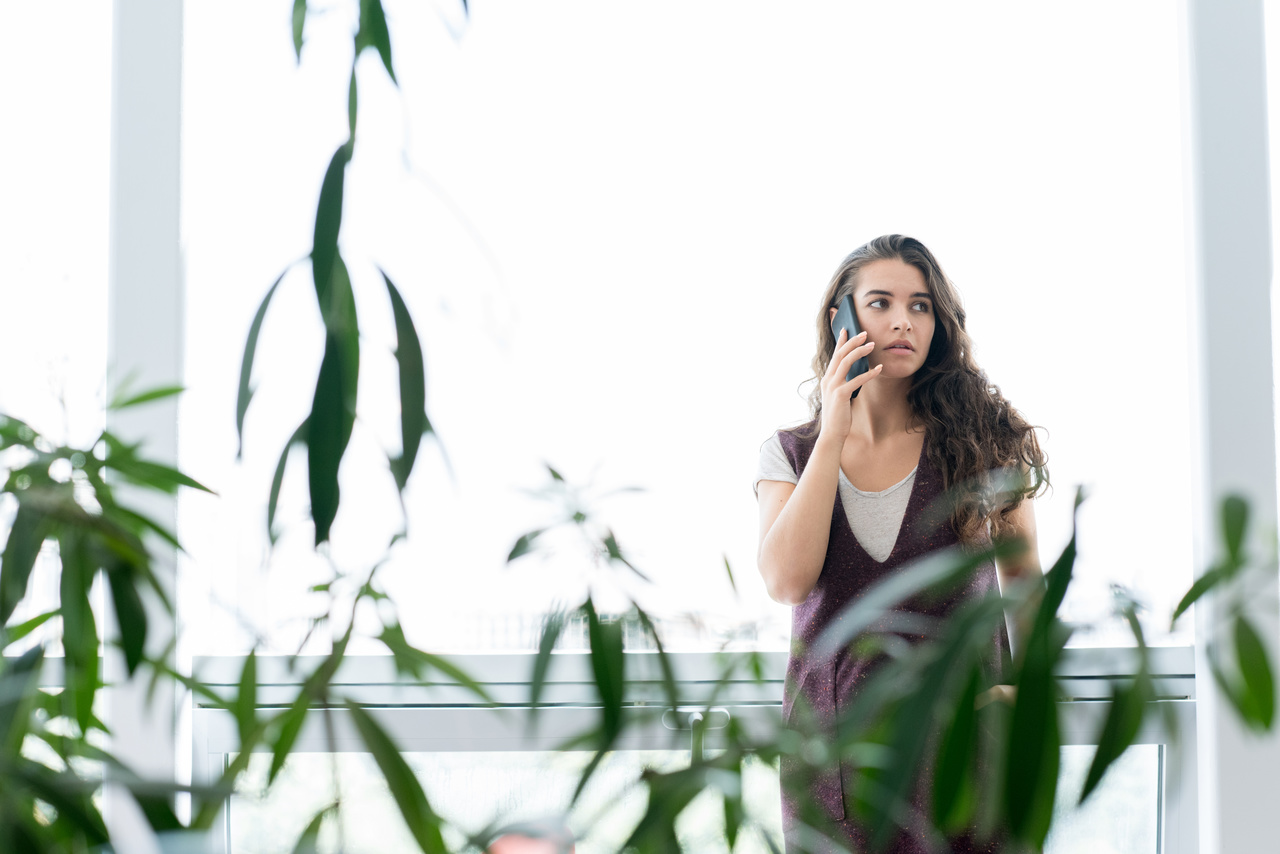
[828,306,838,323]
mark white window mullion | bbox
[1183,1,1280,852]
[106,0,184,843]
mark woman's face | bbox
[848,258,937,379]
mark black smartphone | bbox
[830,294,870,394]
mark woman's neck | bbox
[849,374,919,442]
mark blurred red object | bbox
[487,830,575,854]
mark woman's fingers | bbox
[840,363,883,397]
[824,330,867,381]
[833,340,875,380]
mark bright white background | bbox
[176,0,1195,655]
[0,1,1220,655]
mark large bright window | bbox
[178,1,1193,657]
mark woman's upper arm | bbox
[994,496,1041,590]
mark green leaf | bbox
[811,541,1014,661]
[269,699,308,785]
[933,667,980,829]
[235,650,259,747]
[106,561,148,676]
[1222,494,1249,566]
[634,604,679,712]
[529,609,566,724]
[99,436,213,495]
[379,623,493,703]
[1,502,47,624]
[346,702,447,853]
[1079,673,1148,804]
[269,419,309,544]
[1235,616,1275,729]
[237,268,288,458]
[723,554,738,596]
[0,645,45,753]
[356,0,397,85]
[603,530,651,582]
[109,504,184,553]
[109,384,185,411]
[312,143,352,307]
[585,598,625,743]
[383,271,429,492]
[1170,564,1227,629]
[291,803,335,854]
[507,529,544,562]
[58,530,99,733]
[308,333,349,546]
[723,787,744,850]
[292,0,306,61]
[546,464,564,482]
[3,608,58,644]
[347,66,358,139]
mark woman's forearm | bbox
[757,435,844,605]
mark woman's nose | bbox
[893,314,912,332]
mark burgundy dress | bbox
[776,427,1008,854]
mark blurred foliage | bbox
[1,2,1277,853]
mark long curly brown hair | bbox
[798,234,1048,544]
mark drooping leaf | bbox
[268,419,309,544]
[99,436,213,495]
[109,384,185,411]
[1170,564,1227,629]
[237,268,288,458]
[58,529,99,733]
[292,0,306,61]
[0,645,45,753]
[291,803,335,854]
[1221,494,1249,566]
[723,554,738,596]
[235,650,259,747]
[356,0,397,84]
[934,667,980,829]
[812,542,1013,662]
[308,333,348,546]
[1005,492,1080,845]
[570,747,609,807]
[380,623,493,703]
[383,271,429,492]
[109,504,184,553]
[546,464,564,482]
[507,529,544,563]
[346,702,447,853]
[1079,674,1148,804]
[585,598,625,743]
[529,608,566,725]
[3,608,58,644]
[312,143,352,307]
[347,66,358,138]
[1235,615,1275,729]
[603,530,651,582]
[634,604,679,712]
[1,502,47,624]
[106,560,148,676]
[269,698,309,785]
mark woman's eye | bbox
[868,299,887,309]
[912,301,931,312]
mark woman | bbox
[755,235,1047,853]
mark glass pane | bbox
[181,1,1192,656]
[229,742,1160,853]
[1045,745,1160,854]
[230,750,784,853]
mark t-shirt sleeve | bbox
[755,432,798,497]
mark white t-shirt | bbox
[755,431,917,563]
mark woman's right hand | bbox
[819,329,881,443]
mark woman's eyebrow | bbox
[863,289,932,299]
